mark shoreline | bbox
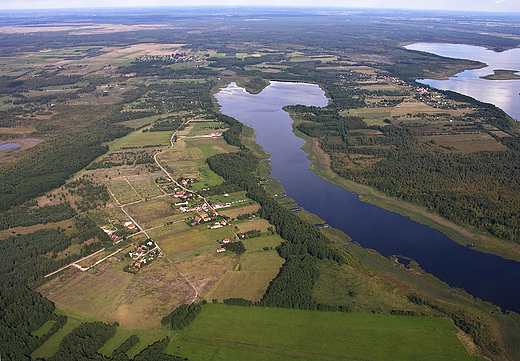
[288,115,520,264]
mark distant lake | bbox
[215,81,520,314]
[0,142,20,151]
[405,43,520,121]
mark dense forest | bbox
[289,101,520,243]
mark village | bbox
[125,240,162,273]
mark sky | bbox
[0,0,519,12]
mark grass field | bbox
[424,133,508,153]
[111,131,172,149]
[209,190,249,204]
[31,320,57,338]
[30,308,94,359]
[98,328,170,358]
[38,260,135,322]
[234,218,272,234]
[204,232,284,302]
[219,203,261,218]
[312,259,425,313]
[241,234,284,252]
[165,304,480,361]
[119,114,164,129]
[125,196,184,229]
[157,226,236,259]
[239,249,283,271]
[204,269,280,302]
[103,177,143,204]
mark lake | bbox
[0,142,20,151]
[215,81,520,314]
[405,43,520,121]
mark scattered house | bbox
[222,238,230,244]
[112,234,118,240]
[216,248,226,253]
[147,241,153,246]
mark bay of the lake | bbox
[405,43,520,121]
[215,81,520,314]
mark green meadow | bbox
[166,304,480,361]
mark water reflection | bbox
[405,43,520,121]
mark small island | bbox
[480,69,520,80]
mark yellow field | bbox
[204,269,280,302]
[235,218,273,233]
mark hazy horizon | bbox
[0,1,519,13]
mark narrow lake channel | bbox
[215,81,520,314]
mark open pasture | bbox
[111,131,172,149]
[156,141,199,179]
[107,259,195,329]
[239,249,284,271]
[102,176,143,205]
[360,83,405,91]
[38,260,134,323]
[204,269,280,302]
[241,234,283,253]
[425,133,508,153]
[348,108,392,119]
[220,203,261,219]
[98,328,169,358]
[167,304,477,361]
[191,163,225,189]
[175,253,238,300]
[186,137,237,158]
[390,101,464,117]
[146,220,191,241]
[235,218,272,234]
[123,170,165,199]
[30,310,86,359]
[185,121,227,136]
[155,225,235,259]
[210,190,249,204]
[125,196,183,229]
[312,259,422,314]
[119,114,163,129]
